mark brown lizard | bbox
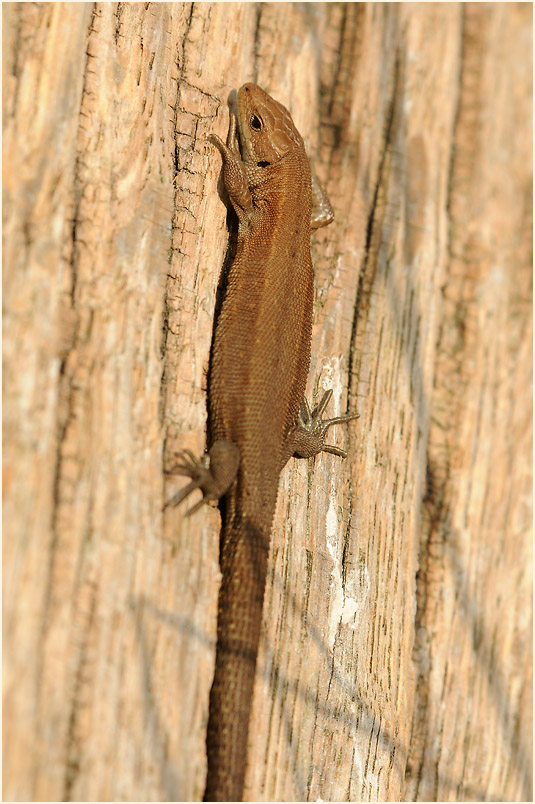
[168,83,357,802]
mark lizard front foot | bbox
[289,389,359,459]
[165,440,240,515]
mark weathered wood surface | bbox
[3,3,531,802]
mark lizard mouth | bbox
[236,82,274,164]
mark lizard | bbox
[168,83,358,802]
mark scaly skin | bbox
[170,84,356,801]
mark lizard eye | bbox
[257,161,270,167]
[250,113,263,131]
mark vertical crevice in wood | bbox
[347,49,400,402]
[42,7,99,800]
[49,0,97,589]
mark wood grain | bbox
[3,3,531,801]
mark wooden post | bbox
[3,3,531,801]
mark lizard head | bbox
[236,83,305,167]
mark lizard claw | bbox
[168,449,210,476]
[292,389,359,459]
[165,440,241,515]
[165,449,218,514]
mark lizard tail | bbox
[204,515,271,802]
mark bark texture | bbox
[3,3,532,802]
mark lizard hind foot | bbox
[291,389,359,459]
[165,440,240,515]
